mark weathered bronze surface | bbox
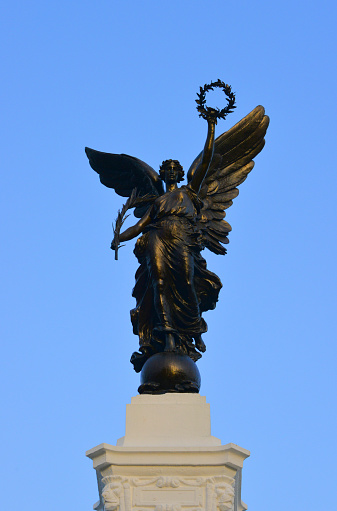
[139,352,201,394]
[85,81,269,393]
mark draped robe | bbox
[130,185,222,371]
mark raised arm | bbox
[189,116,216,194]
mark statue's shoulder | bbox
[180,185,203,211]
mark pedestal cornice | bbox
[86,442,250,471]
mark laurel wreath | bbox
[196,79,236,122]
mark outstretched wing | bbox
[85,148,164,218]
[187,106,269,255]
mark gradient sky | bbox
[1,1,336,510]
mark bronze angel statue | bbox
[86,81,269,392]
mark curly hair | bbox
[159,159,185,182]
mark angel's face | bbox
[164,162,180,184]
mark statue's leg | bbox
[178,251,208,354]
[149,239,178,352]
[150,236,174,331]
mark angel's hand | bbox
[206,108,218,125]
[110,239,119,251]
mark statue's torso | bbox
[152,186,201,222]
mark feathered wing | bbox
[85,148,164,217]
[187,106,269,255]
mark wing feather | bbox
[209,220,232,233]
[85,147,164,217]
[216,119,268,171]
[215,162,255,193]
[191,106,269,255]
[212,106,266,156]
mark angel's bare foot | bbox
[164,333,175,352]
[195,334,206,353]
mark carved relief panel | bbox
[100,475,235,511]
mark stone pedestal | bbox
[86,395,249,511]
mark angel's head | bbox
[159,159,185,184]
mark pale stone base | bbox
[87,395,249,511]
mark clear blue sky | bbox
[1,1,336,510]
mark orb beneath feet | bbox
[138,352,201,394]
